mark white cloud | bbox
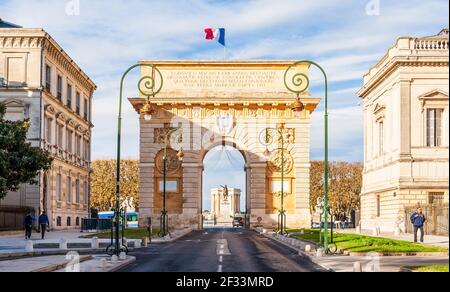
[0,0,447,163]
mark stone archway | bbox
[129,61,320,230]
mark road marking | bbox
[216,239,231,255]
[218,265,223,272]
[219,256,223,263]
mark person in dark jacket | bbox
[410,208,427,243]
[38,211,50,240]
[23,211,33,240]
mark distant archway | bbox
[202,144,247,228]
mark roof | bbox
[0,18,22,28]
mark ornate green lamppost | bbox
[113,63,163,256]
[259,123,296,235]
[284,60,330,252]
[158,128,184,238]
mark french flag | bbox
[204,28,226,47]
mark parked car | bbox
[232,217,245,228]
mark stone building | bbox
[210,187,241,223]
[0,20,96,230]
[129,60,320,230]
[358,29,449,234]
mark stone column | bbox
[182,162,203,229]
[247,162,267,226]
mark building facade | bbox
[0,20,96,230]
[130,60,320,230]
[358,29,449,233]
[210,187,241,223]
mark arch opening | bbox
[202,145,247,229]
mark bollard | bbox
[300,230,305,235]
[353,262,362,272]
[59,238,68,250]
[316,248,324,257]
[25,240,34,253]
[91,237,99,249]
[99,259,108,268]
[119,252,127,260]
[142,237,149,247]
[134,240,141,249]
[111,255,118,263]
[305,245,312,252]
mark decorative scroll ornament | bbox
[284,63,310,96]
[138,66,164,98]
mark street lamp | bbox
[158,127,184,238]
[284,60,330,252]
[113,63,163,256]
[259,123,295,235]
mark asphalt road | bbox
[120,227,326,272]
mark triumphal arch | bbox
[129,61,320,230]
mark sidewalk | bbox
[255,228,449,272]
[0,228,193,257]
[0,254,135,272]
[338,228,449,248]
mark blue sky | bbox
[1,0,448,210]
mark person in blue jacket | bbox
[38,211,50,240]
[410,207,427,243]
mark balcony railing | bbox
[414,38,449,50]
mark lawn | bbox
[288,229,448,253]
[81,228,160,239]
[408,265,449,272]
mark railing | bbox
[404,204,449,236]
[81,218,112,232]
[414,38,449,50]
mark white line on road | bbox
[219,256,223,263]
[218,265,223,272]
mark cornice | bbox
[358,57,449,98]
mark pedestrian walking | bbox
[23,211,33,240]
[410,207,427,243]
[38,211,50,240]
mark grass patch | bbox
[408,265,449,272]
[287,229,448,253]
[81,228,160,239]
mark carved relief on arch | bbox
[155,148,182,175]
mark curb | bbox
[32,255,93,272]
[109,256,136,273]
[253,229,335,272]
[0,248,116,261]
[346,251,449,257]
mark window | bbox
[76,135,81,157]
[45,118,52,143]
[67,84,72,109]
[57,124,64,148]
[67,176,72,203]
[75,179,80,204]
[76,92,81,115]
[67,217,71,227]
[57,216,62,227]
[84,139,90,161]
[76,217,80,226]
[84,99,88,121]
[45,65,51,92]
[57,75,62,101]
[83,181,88,205]
[67,130,73,153]
[379,121,384,155]
[56,174,62,201]
[429,192,445,205]
[376,195,381,217]
[427,109,443,147]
